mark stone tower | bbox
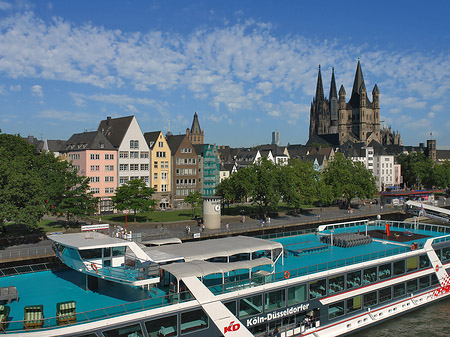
[186,112,204,144]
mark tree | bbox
[397,152,434,189]
[279,159,319,211]
[323,153,377,206]
[216,177,235,209]
[184,191,203,217]
[113,179,156,222]
[433,161,450,189]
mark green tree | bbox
[433,161,450,189]
[397,152,434,188]
[184,191,203,217]
[279,159,318,211]
[0,134,46,228]
[113,179,156,222]
[323,153,377,206]
[216,177,235,209]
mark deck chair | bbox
[56,301,76,325]
[0,305,10,330]
[7,286,18,303]
[23,305,44,329]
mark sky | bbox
[0,0,449,148]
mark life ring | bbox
[411,244,415,251]
[284,271,290,279]
[435,265,439,272]
[91,263,98,273]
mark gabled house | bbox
[166,134,200,208]
[98,116,151,187]
[63,131,117,213]
[194,144,220,196]
[258,144,290,165]
[144,131,172,209]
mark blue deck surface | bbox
[0,223,447,329]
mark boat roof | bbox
[48,232,127,250]
[142,237,182,246]
[161,258,273,279]
[143,236,283,263]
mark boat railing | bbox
[0,289,194,333]
[0,246,54,261]
[375,220,450,235]
[0,261,62,278]
[207,245,410,296]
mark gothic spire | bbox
[315,65,325,101]
[329,67,337,99]
[351,59,366,96]
[190,112,202,134]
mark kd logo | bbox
[224,321,241,334]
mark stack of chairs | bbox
[23,305,44,329]
[0,305,10,330]
[56,301,77,325]
[321,233,372,248]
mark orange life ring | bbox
[411,244,415,251]
[284,271,290,279]
[435,265,439,272]
[91,263,98,273]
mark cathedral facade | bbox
[309,60,401,146]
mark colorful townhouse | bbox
[98,116,151,187]
[63,131,117,213]
[194,144,220,196]
[144,131,172,209]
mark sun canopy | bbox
[143,236,282,263]
[161,257,273,279]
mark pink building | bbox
[64,131,118,213]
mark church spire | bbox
[351,59,366,96]
[329,67,337,99]
[315,65,325,101]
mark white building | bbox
[373,154,396,191]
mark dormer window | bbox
[130,140,139,149]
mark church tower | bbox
[186,112,204,144]
[329,67,338,134]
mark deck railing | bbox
[0,246,53,261]
[0,261,61,278]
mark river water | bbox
[350,297,450,337]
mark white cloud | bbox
[31,84,43,97]
[0,1,11,11]
[37,109,92,122]
[427,112,435,119]
[431,104,443,111]
[0,84,5,94]
[9,84,21,91]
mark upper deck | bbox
[0,220,449,334]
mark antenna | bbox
[168,119,171,133]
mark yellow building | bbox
[144,131,172,209]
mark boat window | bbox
[240,294,263,318]
[287,284,307,306]
[442,247,450,262]
[346,271,361,289]
[419,255,430,269]
[224,300,236,316]
[393,283,405,298]
[434,249,442,260]
[346,295,362,314]
[79,248,102,260]
[265,289,285,312]
[406,256,418,272]
[379,287,392,303]
[363,291,377,308]
[378,263,391,280]
[328,301,345,320]
[363,267,377,285]
[309,279,326,299]
[406,279,417,294]
[180,309,208,334]
[419,276,430,290]
[431,273,439,286]
[103,323,144,337]
[248,323,267,335]
[328,275,345,294]
[103,248,111,258]
[393,260,405,276]
[145,314,177,337]
[112,246,126,257]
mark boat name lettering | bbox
[224,321,240,334]
[246,303,310,327]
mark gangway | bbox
[182,276,254,336]
[405,200,450,223]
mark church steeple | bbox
[190,112,201,134]
[349,59,367,108]
[329,67,337,99]
[315,65,325,102]
[186,112,204,144]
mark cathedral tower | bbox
[186,112,204,144]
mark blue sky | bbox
[0,0,449,147]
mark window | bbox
[130,164,139,171]
[407,279,417,294]
[363,291,377,308]
[393,260,405,276]
[158,141,164,148]
[90,165,100,172]
[379,287,392,303]
[239,295,262,318]
[224,301,236,316]
[378,263,391,280]
[393,283,406,298]
[164,161,169,168]
[419,255,430,268]
[90,188,100,194]
[145,315,177,337]
[346,295,361,314]
[90,177,100,183]
[140,164,149,171]
[105,176,114,182]
[130,151,139,159]
[143,176,149,184]
[328,301,344,319]
[140,152,149,159]
[309,279,326,299]
[406,256,418,272]
[103,323,143,337]
[419,276,430,289]
[154,173,158,180]
[119,151,128,159]
[105,165,114,171]
[180,309,208,334]
[161,172,168,180]
[347,271,361,289]
[329,275,344,294]
[154,161,158,168]
[265,289,285,312]
[161,184,168,192]
[119,164,128,171]
[105,187,114,194]
[130,176,139,180]
[363,267,377,285]
[90,153,100,160]
[119,177,129,184]
[130,140,139,149]
[156,151,166,158]
[105,154,114,160]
